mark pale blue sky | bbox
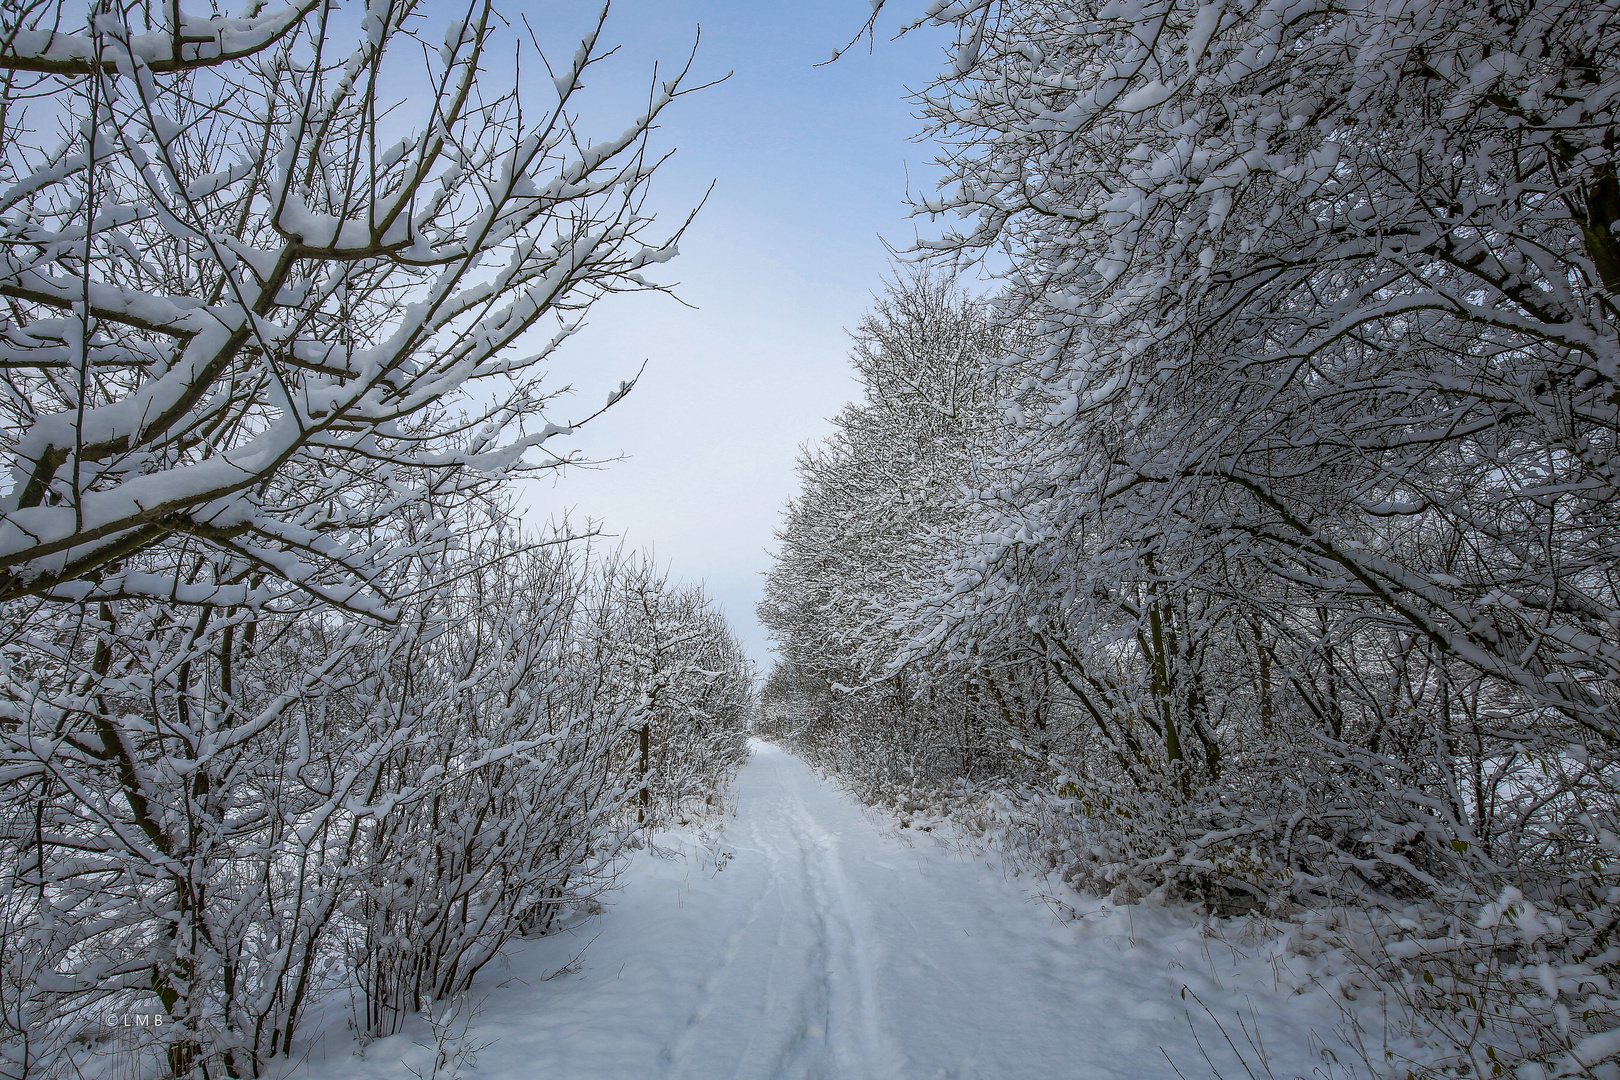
[507,1,954,668]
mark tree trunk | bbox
[638,723,650,825]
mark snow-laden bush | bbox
[0,508,754,1078]
[342,532,631,1040]
[0,558,401,1078]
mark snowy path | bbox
[303,742,1344,1080]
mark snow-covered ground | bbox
[290,741,1352,1080]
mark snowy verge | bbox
[807,765,1620,1080]
[271,815,741,1080]
[812,767,1449,1079]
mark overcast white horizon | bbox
[501,1,952,671]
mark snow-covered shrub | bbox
[1360,876,1620,1079]
[346,533,631,1038]
[0,507,756,1074]
[0,561,406,1077]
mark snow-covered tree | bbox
[0,0,695,613]
[760,272,1027,788]
[895,0,1620,742]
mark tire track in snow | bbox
[657,826,775,1072]
[780,790,904,1079]
[770,789,845,1078]
[756,786,834,1080]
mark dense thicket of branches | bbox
[0,0,696,614]
[764,0,1620,1074]
[0,3,752,1078]
[2,511,751,1079]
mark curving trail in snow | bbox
[303,741,1346,1080]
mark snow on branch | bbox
[0,0,699,612]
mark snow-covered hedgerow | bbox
[340,526,630,1044]
[0,506,754,1079]
[0,2,749,1077]
[765,0,1620,1070]
[584,553,754,830]
[342,533,752,1041]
